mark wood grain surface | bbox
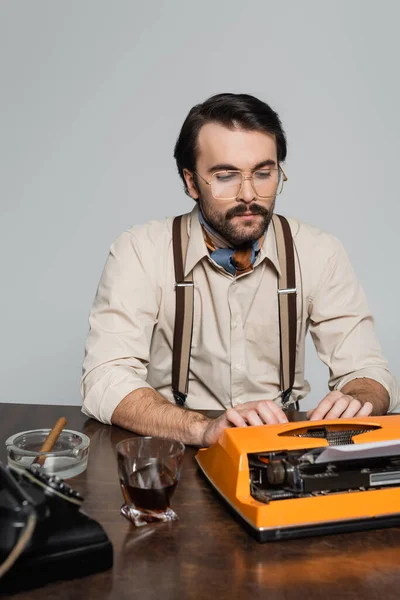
[1,403,400,600]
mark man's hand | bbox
[307,390,373,421]
[202,400,288,447]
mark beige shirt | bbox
[81,205,398,423]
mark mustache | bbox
[226,203,271,219]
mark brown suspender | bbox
[272,214,297,406]
[172,213,297,409]
[172,215,194,406]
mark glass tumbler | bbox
[116,437,185,527]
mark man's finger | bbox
[224,408,247,428]
[241,409,264,426]
[340,399,362,418]
[309,398,374,422]
[309,396,344,421]
[358,401,373,416]
[308,390,345,421]
[249,400,288,424]
[254,404,280,425]
[266,401,289,423]
[322,396,354,420]
[310,398,335,421]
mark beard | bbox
[199,197,275,246]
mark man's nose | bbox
[238,175,255,204]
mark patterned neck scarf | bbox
[199,210,265,276]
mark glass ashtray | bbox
[5,429,90,478]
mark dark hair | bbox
[174,93,287,195]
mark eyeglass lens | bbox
[211,169,283,199]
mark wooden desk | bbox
[1,403,400,600]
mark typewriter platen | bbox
[195,416,400,541]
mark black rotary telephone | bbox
[0,461,113,593]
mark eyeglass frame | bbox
[194,165,288,200]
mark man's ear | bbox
[183,169,199,200]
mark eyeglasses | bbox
[195,166,287,200]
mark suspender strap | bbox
[272,214,297,408]
[172,215,194,407]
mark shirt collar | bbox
[183,204,282,277]
[184,204,209,277]
[257,220,282,276]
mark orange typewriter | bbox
[196,416,400,541]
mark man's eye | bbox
[255,170,272,180]
[215,173,237,182]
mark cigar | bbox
[33,417,67,467]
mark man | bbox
[81,93,398,446]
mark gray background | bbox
[1,0,398,410]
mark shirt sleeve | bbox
[308,237,399,412]
[81,229,162,424]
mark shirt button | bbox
[235,363,243,371]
